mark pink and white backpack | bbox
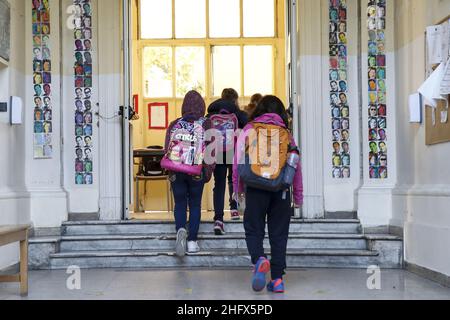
[161,118,207,176]
[210,110,238,152]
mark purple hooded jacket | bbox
[232,113,304,206]
[164,91,215,182]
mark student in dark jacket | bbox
[207,92,248,235]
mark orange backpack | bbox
[238,122,294,191]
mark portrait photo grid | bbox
[367,0,388,179]
[32,0,53,159]
[73,0,93,185]
[329,0,350,179]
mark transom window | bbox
[139,0,280,99]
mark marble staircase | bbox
[28,219,403,270]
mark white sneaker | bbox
[175,228,187,257]
[187,241,200,253]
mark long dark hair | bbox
[250,95,290,128]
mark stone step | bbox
[62,219,362,236]
[48,248,401,269]
[58,233,369,251]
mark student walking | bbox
[207,90,248,235]
[161,91,215,256]
[233,95,303,293]
[244,93,263,117]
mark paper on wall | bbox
[408,93,422,123]
[150,105,167,128]
[418,62,447,108]
[440,21,450,63]
[427,25,444,65]
[440,58,450,95]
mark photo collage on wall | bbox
[367,0,387,179]
[73,0,93,185]
[32,0,53,159]
[329,0,350,179]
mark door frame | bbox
[120,0,301,220]
[122,0,132,220]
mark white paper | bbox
[440,58,450,95]
[418,62,447,108]
[427,25,444,65]
[409,93,422,123]
[441,22,450,63]
[150,105,167,128]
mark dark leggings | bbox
[244,187,292,280]
[213,164,237,222]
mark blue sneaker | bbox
[252,257,271,292]
[267,279,285,293]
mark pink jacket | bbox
[232,113,304,206]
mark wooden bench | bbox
[0,225,30,296]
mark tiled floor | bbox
[130,211,236,222]
[1,268,449,300]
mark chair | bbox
[134,147,174,213]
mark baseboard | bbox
[363,225,389,234]
[68,212,100,221]
[29,227,61,237]
[388,225,404,238]
[325,211,358,219]
[405,262,450,288]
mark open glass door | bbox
[129,0,287,221]
[287,0,302,218]
[122,0,132,220]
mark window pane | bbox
[209,0,240,38]
[140,0,172,39]
[243,0,275,37]
[175,0,206,38]
[143,47,173,98]
[212,46,241,97]
[244,46,273,96]
[176,47,206,97]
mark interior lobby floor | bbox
[1,268,450,300]
[130,211,236,221]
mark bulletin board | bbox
[425,98,450,145]
[425,15,450,145]
[425,14,450,77]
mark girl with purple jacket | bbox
[233,96,303,293]
[164,91,215,256]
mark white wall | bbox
[0,0,30,270]
[357,0,400,227]
[321,0,362,213]
[25,0,68,228]
[393,0,450,277]
[61,0,100,215]
[60,0,123,220]
[298,0,363,217]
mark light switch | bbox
[10,96,23,125]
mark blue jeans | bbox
[170,173,205,241]
[213,164,238,222]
